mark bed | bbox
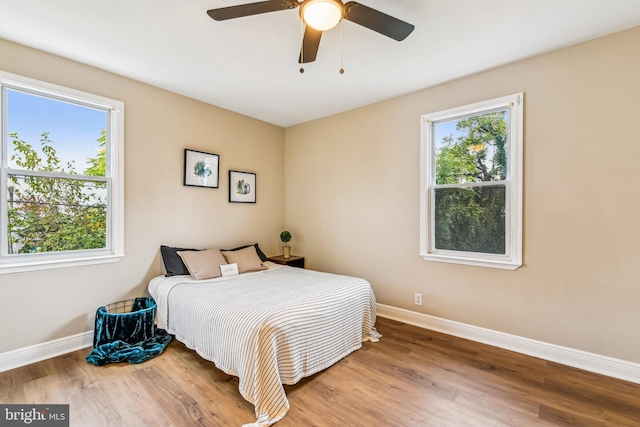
[148,260,379,427]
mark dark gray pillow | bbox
[160,245,199,276]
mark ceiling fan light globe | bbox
[302,0,343,31]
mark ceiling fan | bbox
[206,0,415,64]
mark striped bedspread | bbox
[148,263,379,426]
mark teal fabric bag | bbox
[86,297,172,366]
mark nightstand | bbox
[268,255,305,268]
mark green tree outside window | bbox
[433,111,508,255]
[7,131,107,254]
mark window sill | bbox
[0,254,124,275]
[420,253,521,270]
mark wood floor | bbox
[1,317,639,426]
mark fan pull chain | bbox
[299,20,305,74]
[339,20,344,74]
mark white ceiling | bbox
[2,0,640,127]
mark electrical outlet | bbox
[414,293,423,306]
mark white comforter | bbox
[148,263,379,426]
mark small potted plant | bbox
[280,230,292,259]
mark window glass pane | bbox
[434,185,506,255]
[6,89,108,176]
[434,110,509,184]
[7,174,107,254]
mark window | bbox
[0,71,124,274]
[420,93,523,270]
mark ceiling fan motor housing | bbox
[300,0,345,31]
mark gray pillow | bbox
[221,246,267,274]
[177,248,228,280]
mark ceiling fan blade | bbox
[207,0,299,21]
[298,26,323,63]
[344,2,414,41]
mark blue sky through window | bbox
[6,89,107,172]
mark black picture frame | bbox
[184,149,219,189]
[229,170,256,203]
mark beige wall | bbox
[0,39,285,353]
[285,27,640,363]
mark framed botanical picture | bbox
[184,149,219,188]
[229,170,256,203]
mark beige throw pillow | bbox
[177,248,227,280]
[221,246,266,274]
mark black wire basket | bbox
[93,297,157,348]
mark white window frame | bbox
[0,71,124,274]
[419,93,523,270]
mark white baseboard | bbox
[377,304,640,384]
[0,331,93,373]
